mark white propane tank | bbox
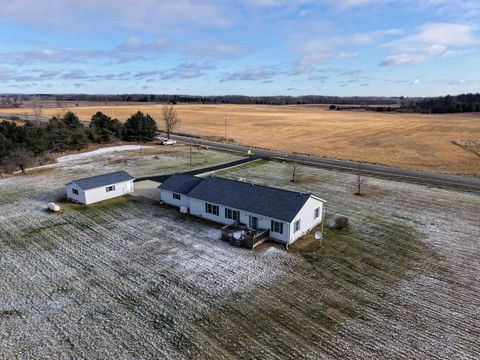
[180,206,188,214]
[47,202,61,212]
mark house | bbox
[66,171,135,205]
[160,174,325,245]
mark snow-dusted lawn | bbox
[0,150,479,358]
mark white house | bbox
[160,174,325,245]
[66,171,135,205]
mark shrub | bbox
[333,215,349,230]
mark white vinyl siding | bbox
[66,180,134,205]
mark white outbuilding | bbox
[160,174,325,245]
[66,171,135,205]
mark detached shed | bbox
[66,171,135,205]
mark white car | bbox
[162,139,177,145]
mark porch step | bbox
[229,237,242,247]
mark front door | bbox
[249,215,258,230]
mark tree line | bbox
[0,94,401,107]
[400,93,480,114]
[0,109,170,174]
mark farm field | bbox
[1,146,479,358]
[4,103,480,176]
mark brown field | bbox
[5,104,480,176]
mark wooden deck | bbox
[221,222,270,249]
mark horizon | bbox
[1,1,479,97]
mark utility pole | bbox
[224,116,228,142]
[189,143,193,169]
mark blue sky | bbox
[0,0,479,96]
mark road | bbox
[0,112,89,125]
[135,157,258,183]
[162,133,480,190]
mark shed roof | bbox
[187,176,318,222]
[159,173,204,194]
[69,171,134,191]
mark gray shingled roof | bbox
[186,176,314,222]
[159,173,203,194]
[70,171,134,191]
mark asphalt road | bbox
[135,157,257,183]
[162,133,480,190]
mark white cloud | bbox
[220,67,279,81]
[387,23,476,50]
[380,22,478,66]
[0,0,231,31]
[379,53,427,66]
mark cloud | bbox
[386,23,476,50]
[117,37,171,52]
[160,62,217,80]
[294,28,400,74]
[295,52,357,74]
[220,68,279,81]
[379,53,427,66]
[380,22,478,66]
[0,0,231,32]
[0,47,145,65]
[187,42,246,59]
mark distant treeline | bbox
[401,93,480,114]
[0,111,157,174]
[1,93,400,106]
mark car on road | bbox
[162,139,177,145]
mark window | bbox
[173,193,181,200]
[205,203,219,216]
[106,185,115,192]
[294,219,301,232]
[271,220,283,234]
[314,207,320,219]
[225,208,240,221]
[72,188,79,195]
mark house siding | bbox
[160,190,190,208]
[67,180,134,205]
[66,183,87,204]
[188,198,290,243]
[289,197,324,244]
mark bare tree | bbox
[287,154,300,183]
[5,148,34,174]
[33,99,42,123]
[355,174,366,196]
[162,104,181,139]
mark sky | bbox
[0,0,479,97]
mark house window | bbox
[271,220,283,234]
[173,193,181,200]
[294,219,301,232]
[225,208,240,221]
[314,207,320,219]
[106,185,115,192]
[72,188,79,195]
[205,203,219,216]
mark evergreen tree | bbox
[123,111,158,141]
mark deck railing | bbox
[221,223,270,249]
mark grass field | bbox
[0,146,479,358]
[5,103,480,176]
